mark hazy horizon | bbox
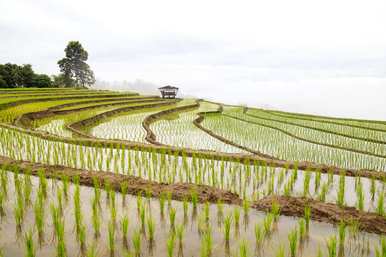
[1,0,386,120]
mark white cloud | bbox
[1,0,386,119]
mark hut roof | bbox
[158,85,178,90]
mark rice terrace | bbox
[0,85,383,257]
[1,1,386,256]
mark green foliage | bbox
[57,41,95,87]
[0,63,53,88]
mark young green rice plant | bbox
[34,197,44,243]
[79,224,86,253]
[338,221,346,248]
[234,207,240,230]
[110,191,117,226]
[91,196,100,238]
[303,170,311,197]
[336,171,346,207]
[288,228,298,257]
[254,223,265,248]
[132,229,141,257]
[183,198,189,223]
[61,174,69,201]
[86,245,97,257]
[356,181,364,211]
[314,170,321,191]
[176,223,184,245]
[167,192,172,209]
[376,190,384,216]
[370,176,376,201]
[374,236,385,257]
[326,235,337,257]
[298,218,306,241]
[0,190,4,218]
[304,205,311,231]
[238,239,248,257]
[74,183,83,238]
[271,201,281,221]
[242,199,250,217]
[37,169,47,198]
[166,232,175,257]
[147,216,155,242]
[263,213,274,235]
[108,221,115,257]
[191,191,198,212]
[275,244,285,257]
[23,172,32,206]
[169,207,176,230]
[224,214,231,245]
[0,168,8,198]
[25,229,35,257]
[159,192,166,217]
[13,198,23,233]
[121,181,128,205]
[200,230,212,257]
[318,182,328,202]
[216,200,223,224]
[122,215,129,247]
[204,202,210,222]
[139,205,146,232]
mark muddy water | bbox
[0,171,382,257]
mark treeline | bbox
[0,63,63,88]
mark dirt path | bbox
[0,155,384,234]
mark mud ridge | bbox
[15,97,165,128]
[142,101,200,144]
[253,195,386,234]
[0,93,139,111]
[193,109,279,160]
[0,123,384,180]
[0,155,384,235]
[68,100,180,136]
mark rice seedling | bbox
[263,213,274,235]
[288,228,298,257]
[121,181,128,204]
[0,191,5,217]
[33,197,44,243]
[204,201,210,222]
[374,236,385,257]
[238,239,248,257]
[132,230,141,257]
[318,182,328,202]
[122,215,129,247]
[304,205,311,231]
[271,201,281,221]
[108,221,115,257]
[326,235,337,257]
[356,180,364,211]
[376,190,385,216]
[200,229,212,257]
[336,171,346,207]
[303,170,311,197]
[234,207,240,230]
[275,244,285,257]
[183,198,189,222]
[91,196,100,238]
[147,216,155,242]
[25,229,35,257]
[79,223,87,253]
[139,205,146,232]
[371,176,376,201]
[169,207,176,230]
[223,214,231,245]
[166,232,175,257]
[254,223,265,248]
[298,218,306,241]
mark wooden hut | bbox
[158,85,178,99]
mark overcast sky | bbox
[1,0,386,119]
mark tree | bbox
[57,41,95,88]
[32,74,52,88]
[19,64,35,87]
[0,75,6,88]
